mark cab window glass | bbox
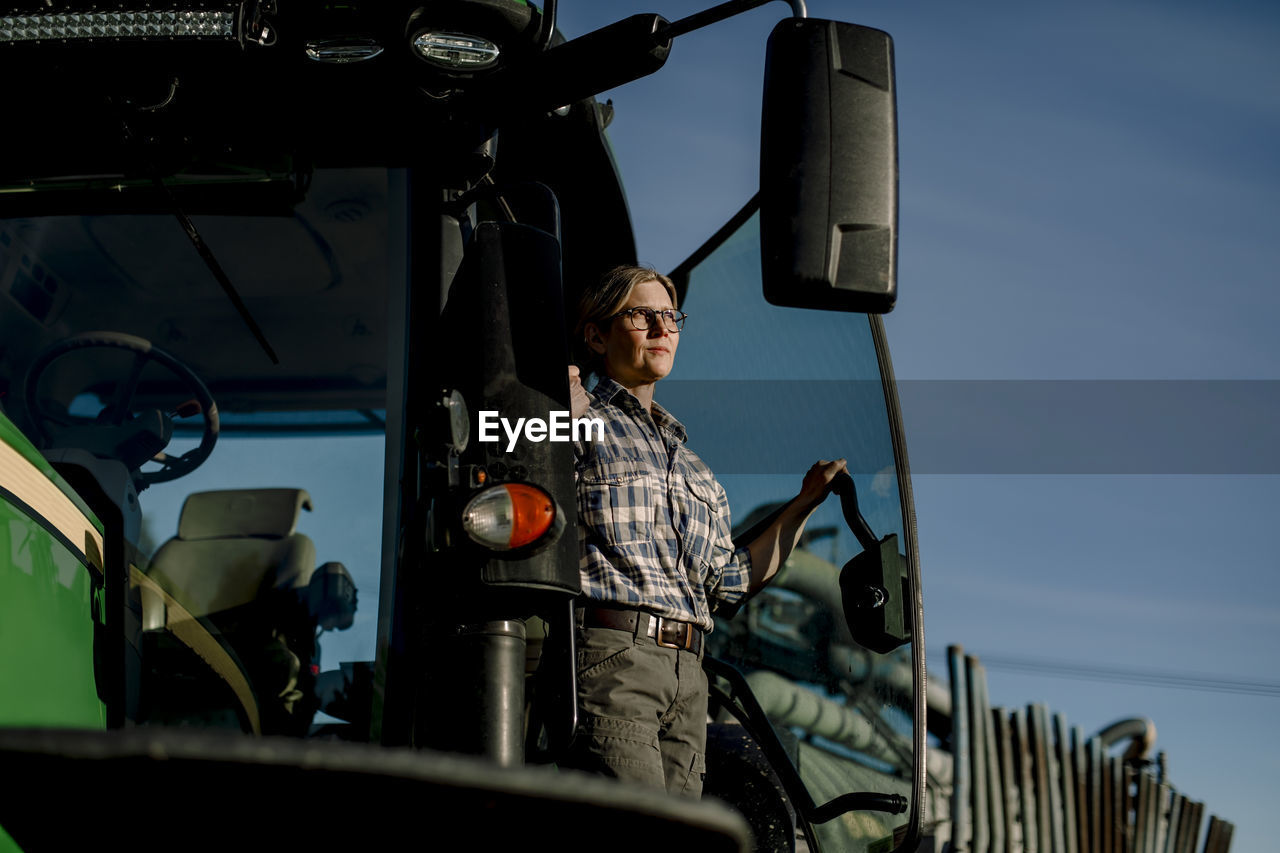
[676,210,913,852]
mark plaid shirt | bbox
[574,377,752,632]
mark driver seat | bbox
[147,488,318,616]
[145,488,321,733]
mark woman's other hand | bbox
[569,365,591,419]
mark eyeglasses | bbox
[608,307,688,333]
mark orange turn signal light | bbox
[461,483,558,551]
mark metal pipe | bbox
[949,645,972,853]
[1094,717,1156,761]
[656,0,806,42]
[456,619,527,767]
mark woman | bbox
[564,264,846,797]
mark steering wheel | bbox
[23,331,220,485]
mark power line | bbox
[927,651,1280,698]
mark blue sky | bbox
[141,2,1278,849]
[551,1,1279,849]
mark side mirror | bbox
[830,472,911,653]
[840,534,911,654]
[759,19,898,313]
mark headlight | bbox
[410,31,500,70]
[305,38,384,64]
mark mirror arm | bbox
[655,0,806,42]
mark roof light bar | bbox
[411,31,500,70]
[0,9,236,43]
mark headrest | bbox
[177,489,313,540]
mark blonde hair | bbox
[573,265,678,378]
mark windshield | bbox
[0,168,395,691]
[674,207,917,852]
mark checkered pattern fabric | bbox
[575,377,751,632]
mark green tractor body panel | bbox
[0,411,106,729]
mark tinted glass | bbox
[0,169,391,730]
[673,211,914,852]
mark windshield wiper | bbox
[156,173,280,365]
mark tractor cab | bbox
[0,4,923,852]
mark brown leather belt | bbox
[578,606,703,655]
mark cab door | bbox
[669,201,924,853]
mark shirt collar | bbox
[591,376,688,444]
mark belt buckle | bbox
[653,616,690,651]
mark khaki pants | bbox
[562,624,708,797]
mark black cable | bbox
[928,651,1280,698]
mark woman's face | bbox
[591,279,679,387]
